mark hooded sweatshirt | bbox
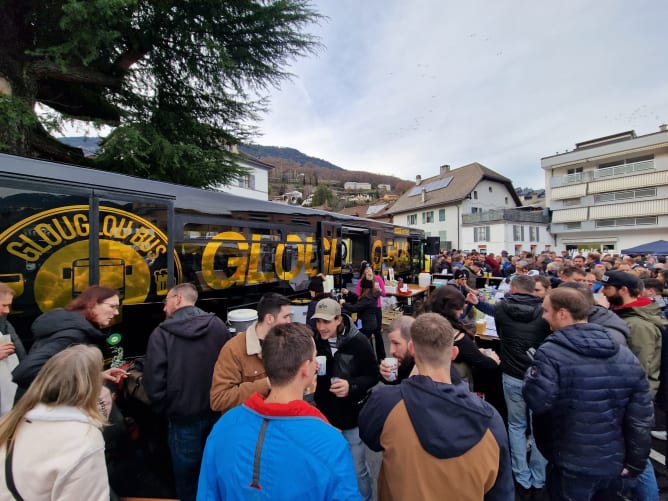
[13,309,106,393]
[0,404,109,501]
[144,305,230,417]
[359,375,513,501]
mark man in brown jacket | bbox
[359,313,513,500]
[209,293,292,414]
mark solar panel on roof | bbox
[408,176,453,196]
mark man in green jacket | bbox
[601,271,665,397]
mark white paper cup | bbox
[316,355,327,376]
[383,357,399,382]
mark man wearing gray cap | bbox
[312,297,379,501]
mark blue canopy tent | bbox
[621,239,668,255]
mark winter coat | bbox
[587,305,629,346]
[614,298,665,397]
[359,375,513,501]
[198,393,361,501]
[209,321,270,414]
[0,316,26,360]
[13,309,107,393]
[314,315,379,430]
[0,404,109,501]
[493,293,551,379]
[523,323,653,478]
[355,275,386,308]
[342,292,379,332]
[144,305,231,418]
[0,317,26,414]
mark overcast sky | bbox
[256,0,668,189]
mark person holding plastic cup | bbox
[312,298,378,501]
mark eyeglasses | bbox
[101,302,121,311]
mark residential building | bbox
[542,126,668,254]
[337,203,391,223]
[386,163,550,254]
[216,151,274,201]
[344,181,372,191]
[272,190,303,205]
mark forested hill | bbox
[239,144,343,171]
[58,136,411,189]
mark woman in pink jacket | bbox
[355,262,386,361]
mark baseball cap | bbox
[311,298,341,321]
[454,269,470,280]
[472,261,484,268]
[527,269,540,277]
[599,271,640,290]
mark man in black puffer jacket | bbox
[524,287,653,500]
[493,275,551,499]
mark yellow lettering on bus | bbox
[201,231,249,289]
[275,234,304,280]
[247,234,274,284]
[100,215,134,239]
[304,235,318,276]
[6,241,41,262]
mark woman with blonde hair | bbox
[0,344,109,500]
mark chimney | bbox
[440,164,450,175]
[421,187,426,203]
[660,124,667,132]
[415,175,422,185]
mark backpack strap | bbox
[5,436,25,501]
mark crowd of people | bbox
[0,247,666,501]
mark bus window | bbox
[97,198,172,304]
[0,186,89,315]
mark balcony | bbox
[551,159,655,188]
[462,208,550,224]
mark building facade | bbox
[461,208,552,256]
[542,127,668,254]
[216,153,274,201]
[386,163,550,254]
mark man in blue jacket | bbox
[197,322,361,501]
[524,287,654,500]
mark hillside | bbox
[239,144,343,171]
[58,136,410,191]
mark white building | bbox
[386,163,552,254]
[542,126,668,254]
[344,181,372,191]
[216,152,274,201]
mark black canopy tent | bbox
[621,239,668,256]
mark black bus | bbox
[0,153,425,354]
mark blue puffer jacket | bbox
[523,323,653,477]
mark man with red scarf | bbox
[198,322,361,500]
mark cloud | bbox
[258,0,668,188]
